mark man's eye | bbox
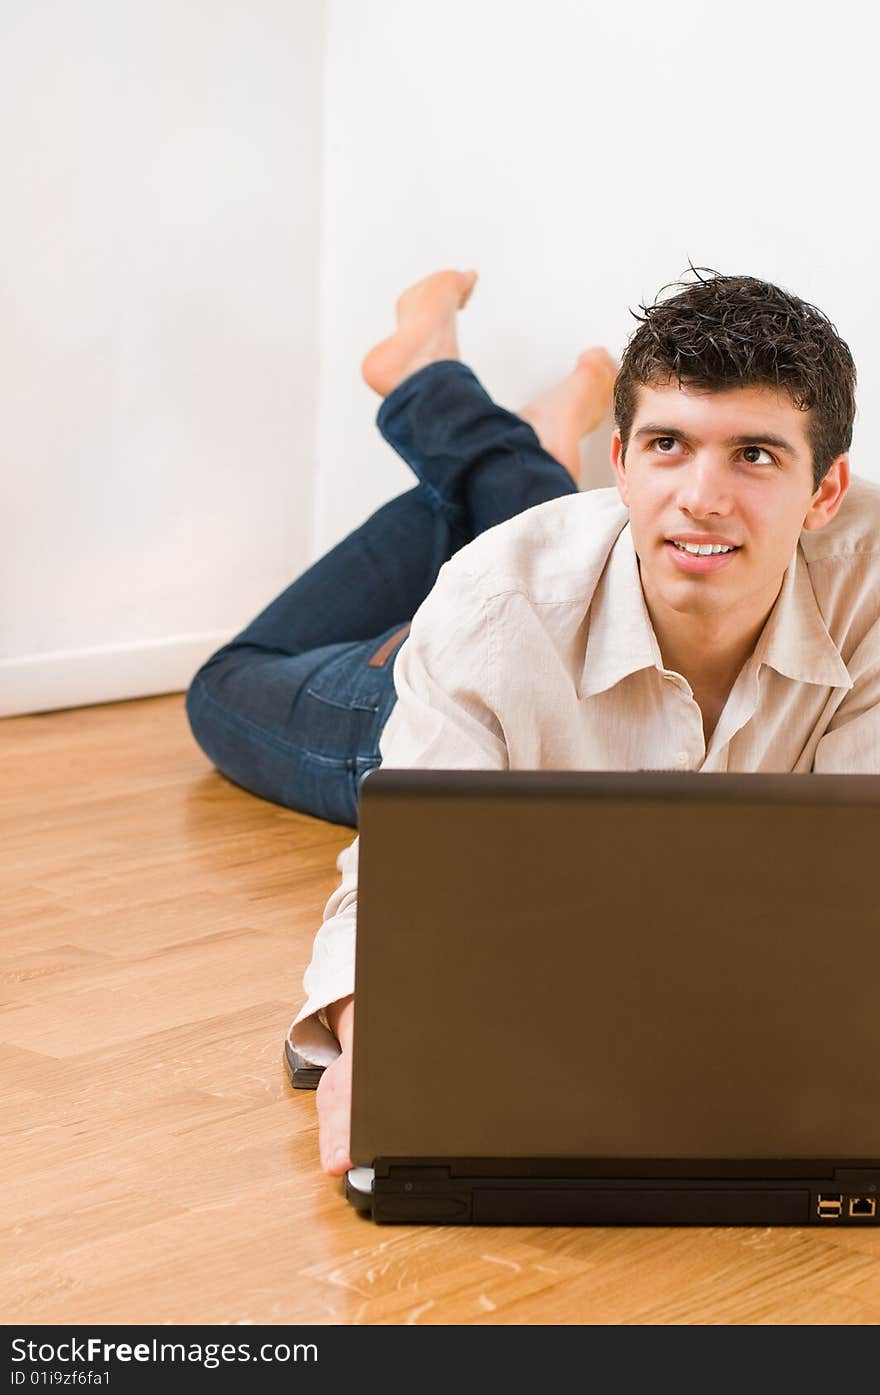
[743,446,773,465]
[653,437,678,452]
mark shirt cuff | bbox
[288,1010,341,1068]
[288,980,355,1067]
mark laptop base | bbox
[345,1162,880,1226]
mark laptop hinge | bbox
[384,1164,452,1181]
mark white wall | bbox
[312,0,879,559]
[4,0,876,719]
[1,0,326,716]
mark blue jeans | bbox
[185,361,578,827]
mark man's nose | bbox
[677,456,734,517]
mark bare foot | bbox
[361,269,478,398]
[518,348,618,485]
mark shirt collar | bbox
[579,522,664,699]
[579,523,852,700]
[755,544,853,691]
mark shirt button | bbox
[674,751,690,768]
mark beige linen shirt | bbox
[289,473,880,1066]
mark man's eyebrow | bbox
[633,424,798,457]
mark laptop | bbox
[285,768,880,1226]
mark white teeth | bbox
[672,541,735,555]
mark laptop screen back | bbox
[350,770,880,1166]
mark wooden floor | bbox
[2,693,878,1325]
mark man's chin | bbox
[659,589,729,614]
[646,566,736,613]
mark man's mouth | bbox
[667,539,740,555]
[664,539,741,573]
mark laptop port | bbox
[848,1196,877,1218]
[817,1194,843,1218]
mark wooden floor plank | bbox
[2,693,878,1324]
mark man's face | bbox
[610,380,844,634]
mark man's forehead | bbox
[631,380,811,445]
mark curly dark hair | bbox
[613,267,857,491]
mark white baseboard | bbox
[0,633,233,718]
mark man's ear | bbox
[802,454,850,532]
[611,429,630,506]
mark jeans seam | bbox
[189,675,364,768]
[395,464,469,539]
[304,688,379,713]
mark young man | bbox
[187,267,880,1177]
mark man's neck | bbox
[656,621,762,700]
[643,583,781,701]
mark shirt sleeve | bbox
[288,558,508,1064]
[812,618,880,773]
